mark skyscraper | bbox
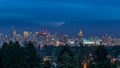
[78,30,83,37]
[78,30,84,45]
[13,27,16,37]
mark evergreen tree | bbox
[0,41,22,68]
[78,42,84,68]
[95,45,108,62]
[94,45,112,68]
[0,41,42,68]
[23,41,42,68]
[57,46,77,68]
[43,60,51,68]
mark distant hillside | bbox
[57,20,120,37]
[0,19,39,27]
[0,18,54,34]
[0,19,55,34]
[0,18,120,37]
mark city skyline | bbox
[0,0,120,68]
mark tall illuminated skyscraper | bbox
[78,30,83,37]
[24,31,29,37]
[78,30,84,44]
[43,30,48,36]
[13,27,16,37]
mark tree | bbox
[78,42,84,68]
[95,45,108,62]
[94,45,112,68]
[43,60,51,68]
[57,46,77,68]
[0,41,22,68]
[23,41,42,68]
[0,41,42,68]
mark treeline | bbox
[0,41,42,68]
[56,45,119,68]
[40,45,120,58]
[0,41,119,68]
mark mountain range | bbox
[0,19,120,37]
[57,19,120,37]
[0,18,49,34]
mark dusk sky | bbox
[0,0,120,36]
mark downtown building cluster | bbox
[0,29,120,47]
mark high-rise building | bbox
[13,27,16,37]
[36,32,40,37]
[24,31,30,37]
[78,30,84,44]
[75,30,84,46]
[43,30,48,36]
[78,30,83,37]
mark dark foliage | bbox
[0,41,42,68]
[57,46,77,68]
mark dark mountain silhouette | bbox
[57,20,120,37]
[0,18,53,34]
[0,19,39,27]
[0,18,120,37]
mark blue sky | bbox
[0,0,120,25]
[0,0,120,36]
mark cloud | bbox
[0,0,120,22]
[50,22,66,27]
[29,20,66,28]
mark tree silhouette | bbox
[57,46,77,68]
[94,45,112,68]
[0,41,42,68]
[78,42,86,68]
[95,45,108,62]
[23,41,42,68]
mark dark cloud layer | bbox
[0,0,120,36]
